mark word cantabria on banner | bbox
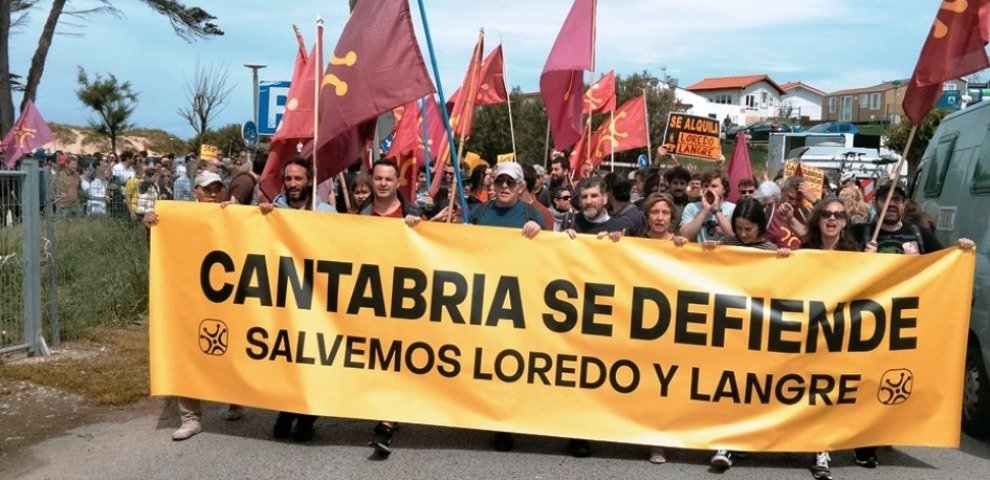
[149,201,975,452]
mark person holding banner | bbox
[679,170,735,243]
[639,192,687,246]
[467,162,543,236]
[258,158,335,214]
[143,171,245,441]
[357,159,421,220]
[564,176,627,243]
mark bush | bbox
[48,217,149,341]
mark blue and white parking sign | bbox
[258,81,291,136]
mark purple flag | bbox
[2,100,55,168]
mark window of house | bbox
[924,133,958,197]
[760,92,768,108]
[745,95,756,108]
[972,127,990,193]
[870,93,881,110]
[828,97,836,113]
[859,94,869,108]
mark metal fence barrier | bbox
[1,158,44,355]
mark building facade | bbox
[685,74,786,124]
[780,81,824,122]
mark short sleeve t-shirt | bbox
[681,201,736,242]
[853,222,942,254]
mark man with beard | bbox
[855,184,941,255]
[258,157,332,443]
[258,158,334,213]
[662,166,692,210]
[539,156,572,206]
[565,176,627,239]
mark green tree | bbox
[1,1,222,135]
[76,68,138,155]
[884,109,949,178]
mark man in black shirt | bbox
[565,176,626,240]
[855,184,941,254]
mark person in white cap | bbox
[143,170,245,440]
[467,162,543,236]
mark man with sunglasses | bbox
[737,177,758,201]
[855,184,941,255]
[468,162,543,237]
[143,171,245,441]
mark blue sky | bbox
[7,0,947,139]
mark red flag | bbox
[725,131,753,204]
[588,95,648,167]
[448,45,509,110]
[310,0,435,184]
[1,100,55,168]
[583,70,616,114]
[259,27,316,199]
[386,98,434,202]
[541,0,596,150]
[447,35,485,139]
[568,129,592,177]
[903,0,990,124]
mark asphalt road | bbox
[4,401,990,480]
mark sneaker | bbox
[171,419,202,441]
[648,447,667,464]
[370,423,393,456]
[493,432,514,452]
[711,449,733,469]
[224,405,244,421]
[292,416,315,442]
[854,451,878,468]
[812,452,832,480]
[272,412,294,439]
[567,439,592,458]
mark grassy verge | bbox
[0,326,149,405]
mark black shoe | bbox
[370,423,393,456]
[292,416,316,442]
[493,432,514,452]
[272,412,294,439]
[567,439,591,458]
[854,452,878,468]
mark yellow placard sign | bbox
[497,153,515,164]
[199,144,220,161]
[784,160,826,199]
[150,201,974,451]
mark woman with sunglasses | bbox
[800,196,862,480]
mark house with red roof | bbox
[685,74,786,124]
[780,81,825,121]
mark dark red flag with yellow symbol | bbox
[311,0,435,183]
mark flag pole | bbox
[643,88,653,165]
[869,124,917,244]
[416,0,470,223]
[312,17,324,207]
[420,96,432,182]
[499,38,518,160]
[609,109,615,172]
[543,119,551,168]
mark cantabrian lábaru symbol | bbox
[878,369,913,405]
[934,0,968,39]
[199,319,228,356]
[321,51,357,97]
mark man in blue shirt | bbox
[469,162,543,235]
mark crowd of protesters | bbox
[23,141,974,480]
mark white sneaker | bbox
[225,405,244,421]
[812,452,832,480]
[171,419,202,441]
[711,449,732,469]
[648,447,667,464]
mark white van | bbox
[912,101,990,438]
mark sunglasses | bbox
[740,189,755,194]
[556,195,571,200]
[821,210,848,220]
[493,176,518,188]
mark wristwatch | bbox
[711,206,722,213]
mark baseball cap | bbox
[493,162,524,182]
[195,172,224,188]
[874,183,906,201]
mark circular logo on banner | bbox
[199,319,229,356]
[877,369,913,405]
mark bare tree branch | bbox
[177,61,234,141]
